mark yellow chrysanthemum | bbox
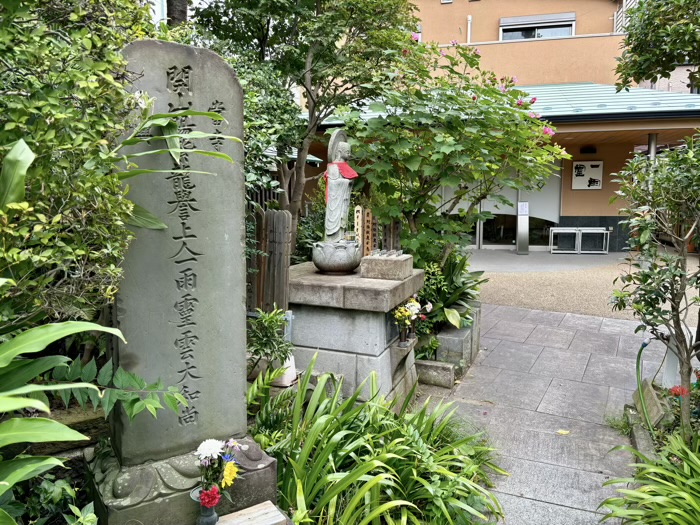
[221,461,238,489]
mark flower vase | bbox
[198,506,219,525]
[190,488,219,525]
[399,327,409,347]
[409,320,417,340]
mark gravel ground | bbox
[472,250,699,328]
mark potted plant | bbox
[247,307,296,387]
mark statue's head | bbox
[328,129,352,164]
[333,142,351,162]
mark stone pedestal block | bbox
[436,304,482,376]
[289,262,423,404]
[90,437,276,525]
[221,501,291,524]
[360,255,414,281]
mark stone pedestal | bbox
[90,437,277,525]
[289,262,423,402]
[436,301,482,376]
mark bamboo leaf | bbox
[0,322,124,367]
[0,139,34,209]
[0,417,88,448]
[127,203,168,230]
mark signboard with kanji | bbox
[571,161,603,190]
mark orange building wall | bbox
[413,0,623,85]
[414,0,619,43]
[560,143,633,217]
[474,35,623,86]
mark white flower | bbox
[425,302,433,313]
[195,439,225,460]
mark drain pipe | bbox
[467,15,472,44]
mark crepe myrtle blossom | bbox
[530,97,537,104]
[411,32,420,41]
[440,49,447,56]
[528,111,537,118]
[516,98,524,107]
[475,48,481,55]
[450,39,459,46]
[543,126,555,137]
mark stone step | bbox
[219,501,290,524]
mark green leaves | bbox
[600,434,700,523]
[0,139,34,209]
[251,355,503,524]
[126,203,168,230]
[0,322,123,368]
[0,418,87,449]
[344,41,567,265]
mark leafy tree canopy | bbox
[617,0,700,90]
[344,42,567,265]
[195,0,418,240]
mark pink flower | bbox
[199,486,221,508]
[475,48,481,55]
[511,76,518,84]
[450,39,459,46]
[411,32,420,42]
[528,111,536,118]
[440,49,446,56]
[530,97,537,104]
[516,98,524,106]
[499,85,507,93]
[542,126,555,137]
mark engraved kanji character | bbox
[587,178,600,188]
[174,294,199,327]
[209,133,225,152]
[172,222,197,242]
[175,329,199,359]
[178,405,199,426]
[167,65,193,96]
[168,101,193,113]
[574,164,586,177]
[177,361,202,383]
[175,268,198,291]
[181,385,201,402]
[170,240,202,265]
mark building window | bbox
[500,12,575,41]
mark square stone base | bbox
[294,338,417,404]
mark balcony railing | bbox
[614,0,639,33]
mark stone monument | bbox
[90,41,276,525]
[311,130,362,273]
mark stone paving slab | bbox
[494,492,610,525]
[417,304,638,524]
[528,347,591,381]
[525,325,577,349]
[569,330,619,356]
[483,320,537,343]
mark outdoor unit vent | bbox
[441,0,453,4]
[580,145,597,154]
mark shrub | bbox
[600,433,700,523]
[252,356,504,524]
[247,308,294,374]
[419,253,486,331]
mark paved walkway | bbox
[419,304,670,524]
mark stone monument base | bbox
[89,437,277,525]
[289,262,424,404]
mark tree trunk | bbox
[166,0,187,26]
[288,131,317,249]
[679,353,693,444]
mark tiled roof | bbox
[522,82,700,120]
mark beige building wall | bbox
[560,143,633,217]
[413,0,623,85]
[639,65,698,93]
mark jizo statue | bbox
[323,130,358,242]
